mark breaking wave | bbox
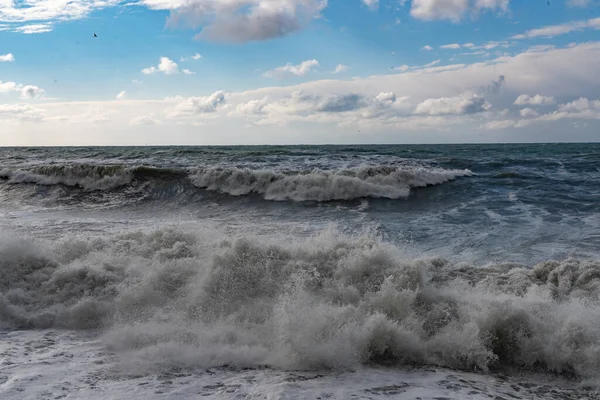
[0,163,472,203]
[2,226,600,379]
[189,165,472,201]
[0,164,186,191]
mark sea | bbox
[1,143,599,399]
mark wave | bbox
[189,165,473,202]
[2,227,600,379]
[0,164,187,191]
[0,163,472,204]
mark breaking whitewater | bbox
[1,145,600,399]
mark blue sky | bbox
[0,0,599,145]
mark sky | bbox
[0,0,599,145]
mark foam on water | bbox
[1,226,600,386]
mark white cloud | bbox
[180,53,202,62]
[362,0,378,10]
[481,119,515,130]
[392,59,442,72]
[512,17,600,39]
[20,85,44,99]
[116,91,126,100]
[0,0,119,35]
[182,69,195,75]
[263,59,319,79]
[513,94,555,106]
[0,53,14,62]
[558,97,598,112]
[130,115,162,125]
[333,64,349,74]
[567,0,592,7]
[12,24,54,34]
[3,42,600,144]
[440,43,461,49]
[463,43,475,48]
[167,90,227,118]
[0,81,19,92]
[414,93,490,115]
[1,80,46,99]
[166,0,327,43]
[410,0,508,22]
[142,57,179,75]
[519,107,538,118]
[422,45,433,51]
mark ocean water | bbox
[1,143,599,399]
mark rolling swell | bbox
[189,165,473,202]
[0,163,472,204]
[1,227,600,379]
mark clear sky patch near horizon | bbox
[0,0,599,145]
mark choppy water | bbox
[1,144,599,399]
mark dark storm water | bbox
[1,143,598,263]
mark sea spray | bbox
[2,226,600,378]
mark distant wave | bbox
[0,163,472,204]
[0,164,187,191]
[189,165,473,202]
[2,227,600,378]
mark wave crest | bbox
[189,165,473,201]
[0,165,186,191]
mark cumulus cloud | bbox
[410,0,509,22]
[333,64,349,74]
[116,91,126,100]
[0,81,19,92]
[0,53,14,62]
[422,45,433,51]
[4,41,600,144]
[558,97,599,112]
[414,93,490,115]
[263,59,319,78]
[512,17,600,39]
[362,0,378,10]
[440,43,461,49]
[513,94,555,106]
[232,90,409,126]
[167,90,227,118]
[180,53,202,62]
[519,107,539,118]
[167,0,327,43]
[20,85,44,99]
[142,57,179,75]
[182,69,195,75]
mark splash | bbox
[1,226,600,378]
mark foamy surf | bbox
[1,226,600,386]
[0,330,591,400]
